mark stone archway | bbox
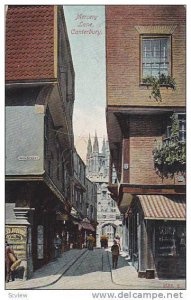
[100,222,117,247]
[96,220,123,248]
[97,222,117,247]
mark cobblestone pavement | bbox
[5,248,186,290]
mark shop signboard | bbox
[5,225,27,259]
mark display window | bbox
[155,221,186,257]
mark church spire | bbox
[87,134,92,157]
[93,131,99,153]
[102,136,106,155]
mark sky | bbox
[63,6,106,162]
[1,2,191,298]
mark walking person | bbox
[111,239,120,269]
[86,234,95,250]
[54,233,62,258]
[115,235,121,251]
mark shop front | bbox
[127,194,186,278]
[154,220,186,278]
[5,180,71,278]
[79,218,96,248]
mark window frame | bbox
[178,113,186,143]
[163,113,186,145]
[140,34,172,84]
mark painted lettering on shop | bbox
[6,227,27,236]
[5,226,27,259]
[18,155,40,161]
[13,244,26,251]
[6,227,27,242]
[6,233,25,241]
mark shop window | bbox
[141,36,171,80]
[155,221,186,257]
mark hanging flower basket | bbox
[143,73,176,101]
[153,113,186,178]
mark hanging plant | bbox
[143,73,176,101]
[153,113,186,178]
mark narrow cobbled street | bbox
[6,248,185,290]
[5,5,186,295]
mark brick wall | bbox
[124,115,185,185]
[106,5,186,107]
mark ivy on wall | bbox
[143,73,176,101]
[152,113,186,178]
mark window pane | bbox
[151,40,160,56]
[152,67,160,77]
[179,120,186,130]
[143,67,152,77]
[179,131,186,142]
[161,38,168,57]
[143,40,151,51]
[160,66,168,76]
[142,37,170,80]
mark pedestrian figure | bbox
[115,235,121,251]
[87,234,95,250]
[111,239,120,269]
[100,235,108,248]
[5,241,21,282]
[54,233,62,258]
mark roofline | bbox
[54,5,58,79]
[58,5,75,76]
[5,80,58,88]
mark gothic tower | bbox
[92,132,99,173]
[86,133,122,247]
[86,134,92,173]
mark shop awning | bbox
[138,195,186,221]
[79,221,95,232]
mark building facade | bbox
[86,134,122,247]
[5,5,75,278]
[71,149,97,248]
[106,5,186,278]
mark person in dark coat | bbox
[86,234,95,250]
[111,239,120,269]
[115,235,121,251]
